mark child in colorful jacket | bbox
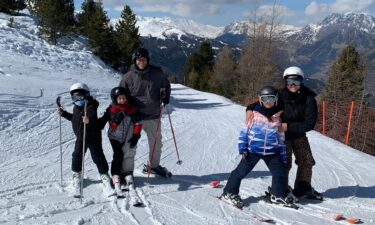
[102,87,142,194]
[221,86,293,209]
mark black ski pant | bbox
[72,138,109,175]
[224,153,287,198]
[109,139,124,177]
[285,136,315,196]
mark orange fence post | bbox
[345,100,355,145]
[322,99,326,135]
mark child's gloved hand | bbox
[113,112,125,125]
[242,152,248,159]
[128,134,141,148]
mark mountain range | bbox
[131,12,375,99]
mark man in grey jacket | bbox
[119,47,172,177]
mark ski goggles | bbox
[285,77,302,86]
[260,95,277,104]
[71,94,86,102]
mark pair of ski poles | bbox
[146,100,182,181]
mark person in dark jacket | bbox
[57,83,112,196]
[245,66,323,201]
[119,48,172,178]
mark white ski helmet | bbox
[70,82,89,95]
[283,66,304,79]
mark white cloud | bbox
[304,0,375,16]
[244,4,295,19]
[103,0,255,18]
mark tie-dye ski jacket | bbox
[238,103,286,157]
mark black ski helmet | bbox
[132,47,150,63]
[259,86,278,106]
[110,87,129,104]
[259,86,278,96]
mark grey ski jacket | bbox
[119,64,171,120]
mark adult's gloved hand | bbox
[112,111,125,125]
[128,134,141,148]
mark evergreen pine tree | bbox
[114,5,141,72]
[0,0,26,15]
[183,42,214,91]
[324,45,366,103]
[77,1,119,68]
[34,0,75,44]
[76,0,96,36]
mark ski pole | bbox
[166,105,182,165]
[146,105,163,182]
[56,96,63,187]
[80,100,88,204]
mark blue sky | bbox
[74,0,375,27]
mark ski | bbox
[124,188,144,208]
[215,195,275,223]
[128,184,145,207]
[333,214,361,224]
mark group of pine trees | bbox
[4,0,140,72]
[0,0,26,15]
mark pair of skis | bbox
[215,195,275,223]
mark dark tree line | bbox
[0,0,26,15]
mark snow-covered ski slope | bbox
[1,12,375,225]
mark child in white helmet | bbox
[56,83,113,197]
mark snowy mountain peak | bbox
[127,16,224,40]
[319,12,375,31]
[222,20,252,35]
[289,12,375,45]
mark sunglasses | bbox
[260,95,277,104]
[285,78,302,86]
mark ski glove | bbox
[128,134,141,148]
[112,111,125,125]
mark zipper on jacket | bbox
[263,122,269,155]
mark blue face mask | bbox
[74,99,85,107]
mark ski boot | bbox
[286,185,299,203]
[299,187,323,201]
[220,192,244,209]
[112,175,124,198]
[142,164,172,178]
[72,171,81,198]
[125,174,144,207]
[100,173,116,197]
[264,187,299,209]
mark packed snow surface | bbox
[1,12,375,225]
